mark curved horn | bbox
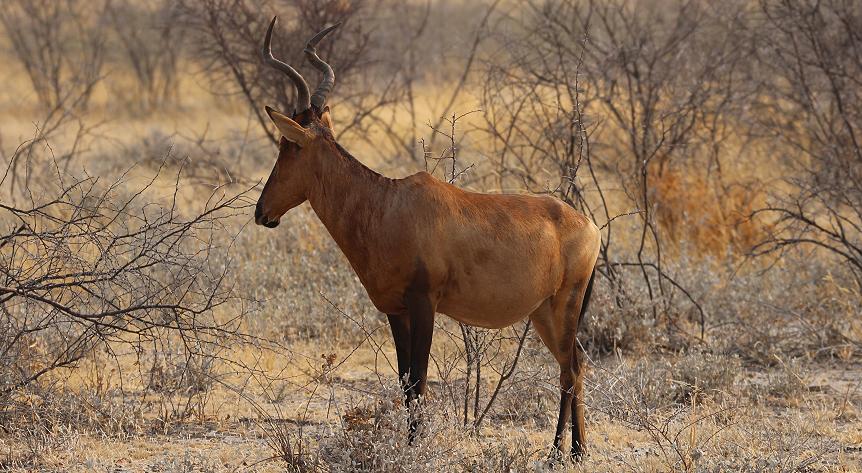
[304,22,341,110]
[262,16,311,113]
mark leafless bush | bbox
[479,0,722,345]
[671,351,740,403]
[470,0,858,368]
[430,319,539,430]
[745,357,811,406]
[458,435,537,472]
[256,379,543,472]
[105,0,186,110]
[143,337,224,431]
[749,0,862,288]
[317,384,469,472]
[678,252,862,364]
[588,354,741,472]
[0,135,252,430]
[487,372,557,429]
[177,0,401,148]
[580,264,667,355]
[0,0,107,111]
[0,115,102,203]
[2,381,147,441]
[261,418,320,473]
[0,54,105,198]
[90,127,272,188]
[587,351,741,418]
[698,412,837,472]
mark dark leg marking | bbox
[402,261,436,444]
[571,345,587,459]
[386,314,412,399]
[553,367,575,459]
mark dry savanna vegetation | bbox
[0,0,860,471]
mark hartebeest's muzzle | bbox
[254,201,280,228]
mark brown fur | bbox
[256,107,601,457]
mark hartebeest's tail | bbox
[577,266,597,329]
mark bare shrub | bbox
[261,419,320,473]
[750,0,862,287]
[430,319,542,430]
[458,435,537,472]
[689,254,861,365]
[698,410,838,472]
[588,356,741,472]
[143,337,223,431]
[0,413,77,470]
[2,382,146,439]
[105,0,186,111]
[177,0,403,149]
[0,0,106,110]
[577,0,761,260]
[91,128,272,188]
[317,385,468,472]
[580,265,666,355]
[0,132,253,445]
[257,381,543,472]
[651,168,767,257]
[745,357,811,406]
[0,70,104,197]
[146,452,232,472]
[487,376,556,429]
[590,359,677,414]
[479,0,716,343]
[670,351,740,403]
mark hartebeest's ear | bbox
[319,106,334,133]
[265,106,313,146]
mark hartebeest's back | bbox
[378,172,600,329]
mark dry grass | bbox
[3,200,858,471]
[2,128,860,472]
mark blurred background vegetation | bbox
[0,0,860,471]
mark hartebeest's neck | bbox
[305,139,392,268]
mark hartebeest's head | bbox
[255,17,339,228]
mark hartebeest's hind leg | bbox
[530,272,593,461]
[570,345,587,458]
[571,269,596,458]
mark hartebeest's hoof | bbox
[571,448,586,462]
[407,421,419,446]
[546,447,587,467]
[571,440,587,461]
[546,447,565,466]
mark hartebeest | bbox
[254,17,601,459]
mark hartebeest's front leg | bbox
[386,314,412,397]
[402,284,436,442]
[406,300,435,401]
